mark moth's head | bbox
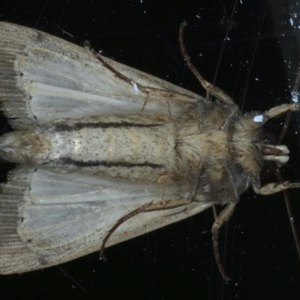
[231,112,264,186]
[252,105,296,170]
[231,105,296,189]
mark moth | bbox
[0,22,299,280]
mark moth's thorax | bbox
[174,105,264,201]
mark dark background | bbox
[0,0,300,299]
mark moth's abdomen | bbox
[0,119,177,181]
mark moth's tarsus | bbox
[253,180,300,195]
[212,202,237,281]
[262,103,300,124]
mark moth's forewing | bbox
[0,22,201,127]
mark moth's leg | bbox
[212,204,218,220]
[253,179,300,268]
[212,201,236,281]
[253,181,300,195]
[99,198,190,259]
[179,22,235,105]
[275,172,300,266]
[209,166,239,280]
[262,103,300,123]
